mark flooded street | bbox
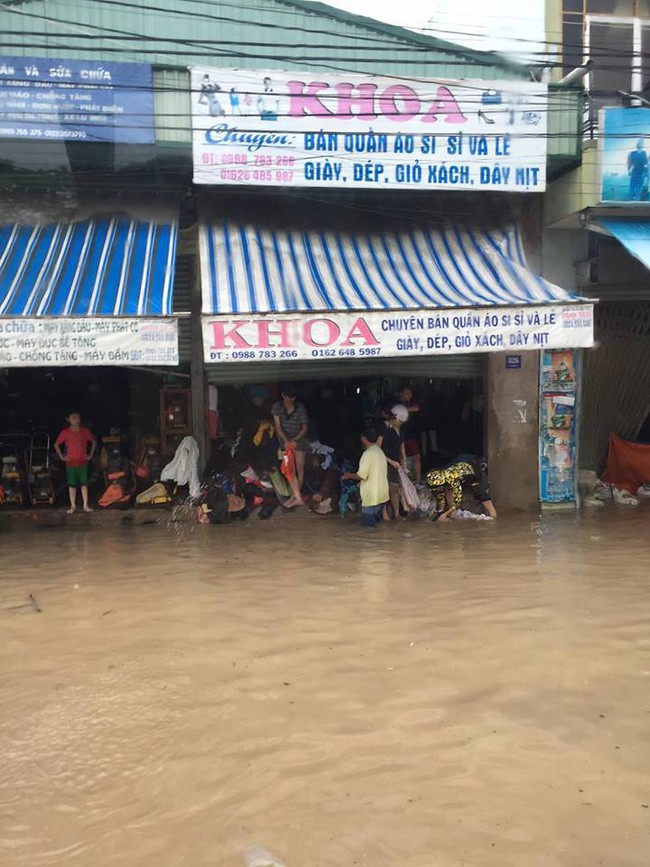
[1,508,649,867]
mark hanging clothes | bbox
[161,436,201,499]
[253,419,275,447]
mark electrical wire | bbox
[5,0,650,61]
[0,0,639,202]
[0,0,567,71]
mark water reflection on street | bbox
[1,508,649,867]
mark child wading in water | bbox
[55,412,97,514]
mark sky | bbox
[320,0,546,58]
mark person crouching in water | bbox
[341,428,389,527]
[426,454,497,521]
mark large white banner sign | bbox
[0,318,178,367]
[202,305,593,364]
[191,68,547,192]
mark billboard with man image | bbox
[600,107,650,203]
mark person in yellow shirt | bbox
[341,429,389,527]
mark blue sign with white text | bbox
[0,56,155,144]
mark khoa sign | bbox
[191,68,547,192]
[201,305,594,364]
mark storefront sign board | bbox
[0,318,178,367]
[0,56,155,144]
[202,304,594,363]
[191,67,547,191]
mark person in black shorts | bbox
[377,404,407,521]
[397,385,422,483]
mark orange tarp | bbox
[601,433,650,495]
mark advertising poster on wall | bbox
[600,107,650,202]
[540,348,576,392]
[539,348,579,504]
[191,67,547,191]
[0,56,155,144]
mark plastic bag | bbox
[280,444,296,484]
[245,846,287,867]
[398,467,419,511]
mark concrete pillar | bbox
[486,350,540,511]
[190,258,207,472]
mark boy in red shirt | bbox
[54,412,97,514]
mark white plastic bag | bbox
[245,846,287,867]
[612,486,639,506]
[398,467,419,511]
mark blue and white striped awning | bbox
[0,216,178,317]
[199,221,577,314]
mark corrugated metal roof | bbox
[276,0,522,72]
[0,0,527,79]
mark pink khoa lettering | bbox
[379,85,421,122]
[210,320,251,349]
[302,318,341,347]
[256,319,296,348]
[287,79,467,124]
[287,81,335,117]
[421,86,467,124]
[334,83,378,120]
[340,317,380,346]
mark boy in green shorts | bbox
[54,412,97,514]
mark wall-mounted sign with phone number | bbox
[191,67,548,191]
[202,305,594,363]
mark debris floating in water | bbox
[29,594,41,613]
[245,846,287,867]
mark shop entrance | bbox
[206,355,486,478]
[0,366,190,507]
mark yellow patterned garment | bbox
[253,419,275,447]
[425,461,475,512]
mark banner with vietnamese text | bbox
[191,68,547,192]
[202,305,593,363]
[0,318,178,367]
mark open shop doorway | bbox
[206,360,486,506]
[0,366,188,508]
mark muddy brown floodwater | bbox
[1,507,649,867]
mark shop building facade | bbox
[0,0,589,509]
[544,0,650,476]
